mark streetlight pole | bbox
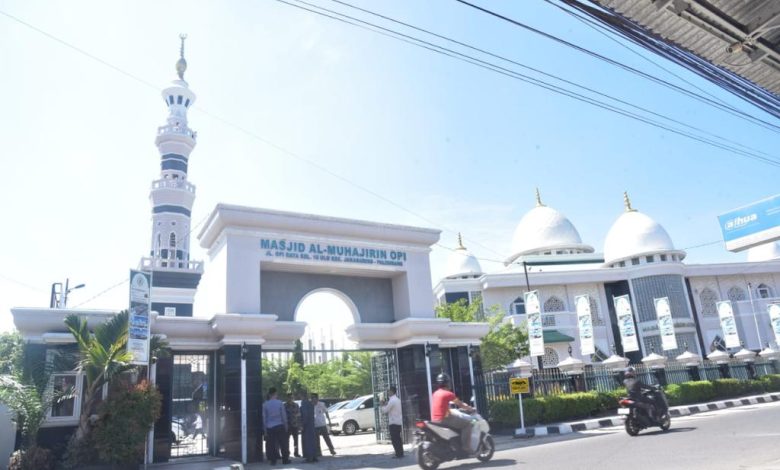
[51,278,85,308]
[747,282,763,348]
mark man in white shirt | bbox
[380,386,404,458]
[311,393,336,457]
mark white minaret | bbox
[139,35,203,317]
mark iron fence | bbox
[482,358,779,405]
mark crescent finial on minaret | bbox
[457,232,466,250]
[176,33,188,80]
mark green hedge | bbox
[488,374,780,427]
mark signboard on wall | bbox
[525,290,544,357]
[260,238,407,267]
[575,295,595,356]
[614,295,639,352]
[127,270,152,366]
[718,194,780,252]
[717,301,741,348]
[654,297,678,351]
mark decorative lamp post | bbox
[641,348,667,386]
[602,344,630,387]
[707,349,731,379]
[507,358,534,378]
[675,342,701,381]
[557,345,585,392]
[735,342,757,379]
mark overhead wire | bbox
[326,0,779,161]
[452,0,780,131]
[280,0,780,168]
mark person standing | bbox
[299,391,318,463]
[285,393,302,458]
[380,386,404,458]
[262,388,290,465]
[311,393,336,457]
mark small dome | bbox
[603,193,684,266]
[746,241,780,262]
[445,234,482,279]
[506,190,593,264]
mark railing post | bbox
[719,363,731,379]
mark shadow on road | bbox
[639,426,697,436]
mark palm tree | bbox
[65,310,135,442]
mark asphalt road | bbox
[410,400,780,470]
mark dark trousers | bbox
[315,426,335,455]
[389,424,403,457]
[266,425,290,463]
[288,426,300,455]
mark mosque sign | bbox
[127,270,152,366]
[718,194,780,252]
[260,239,407,267]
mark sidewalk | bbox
[515,391,780,437]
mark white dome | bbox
[445,236,483,279]
[508,203,593,263]
[604,202,683,266]
[746,241,780,262]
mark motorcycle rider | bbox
[623,366,657,419]
[431,372,475,453]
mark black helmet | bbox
[624,366,636,378]
[435,373,451,386]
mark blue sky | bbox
[1,0,777,331]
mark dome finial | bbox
[176,33,188,80]
[535,187,545,207]
[457,232,466,250]
[623,191,636,212]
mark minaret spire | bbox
[535,188,545,207]
[457,232,466,250]
[176,33,188,81]
[623,191,636,212]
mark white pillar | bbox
[467,345,477,413]
[145,361,157,467]
[424,343,433,418]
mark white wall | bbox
[0,404,15,469]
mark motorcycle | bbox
[414,410,495,470]
[618,384,671,436]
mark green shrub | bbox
[488,396,543,427]
[712,379,744,398]
[539,392,600,423]
[677,381,716,404]
[760,374,780,392]
[595,389,623,412]
[91,380,162,465]
[664,384,681,406]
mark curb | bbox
[514,392,780,438]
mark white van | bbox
[328,395,376,435]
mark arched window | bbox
[727,286,746,313]
[699,288,718,316]
[757,283,773,299]
[544,296,565,312]
[169,232,177,259]
[541,347,559,369]
[510,297,525,315]
[156,233,161,256]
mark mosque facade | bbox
[435,190,780,368]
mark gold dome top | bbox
[176,33,188,80]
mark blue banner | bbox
[718,194,780,251]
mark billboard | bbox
[718,194,780,252]
[127,270,152,366]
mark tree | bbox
[0,331,23,376]
[436,298,529,372]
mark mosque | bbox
[435,189,780,368]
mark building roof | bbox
[507,201,593,264]
[444,234,483,279]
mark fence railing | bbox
[482,358,779,405]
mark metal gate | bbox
[170,354,211,458]
[371,350,398,444]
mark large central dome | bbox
[506,190,593,264]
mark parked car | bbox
[329,395,376,435]
[327,400,351,413]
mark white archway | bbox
[294,288,360,357]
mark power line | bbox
[452,0,780,132]
[326,0,779,162]
[280,0,780,168]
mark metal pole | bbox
[518,393,525,435]
[241,353,247,464]
[424,344,433,418]
[467,345,477,413]
[146,360,157,466]
[748,282,763,348]
[522,262,531,293]
[62,278,70,308]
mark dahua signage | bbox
[260,239,407,267]
[718,194,780,252]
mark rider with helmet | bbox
[431,372,475,452]
[623,366,657,419]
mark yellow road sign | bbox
[509,377,530,394]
